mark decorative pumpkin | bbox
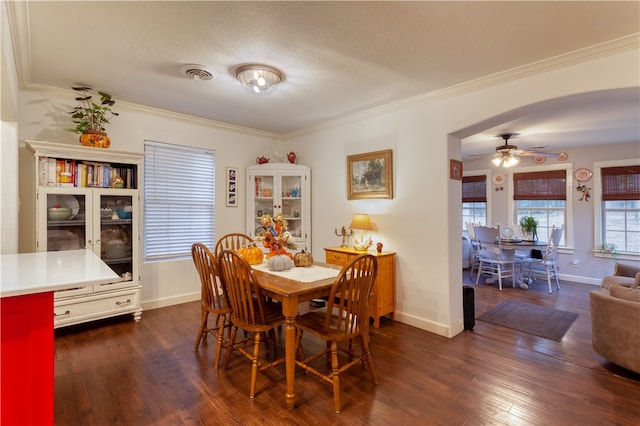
[267,248,293,260]
[237,246,264,265]
[293,250,313,267]
[267,254,294,271]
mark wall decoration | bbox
[347,149,393,199]
[450,159,463,180]
[557,152,568,161]
[576,183,591,201]
[226,167,238,207]
[574,167,593,182]
[533,155,546,164]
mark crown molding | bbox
[24,84,281,140]
[282,33,640,140]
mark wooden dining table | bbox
[251,262,340,409]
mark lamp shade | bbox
[349,213,373,231]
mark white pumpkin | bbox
[267,254,294,271]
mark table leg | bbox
[281,296,299,409]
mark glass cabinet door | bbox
[253,175,275,234]
[280,174,303,239]
[45,192,88,252]
[98,193,135,282]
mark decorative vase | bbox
[287,151,297,164]
[79,132,110,149]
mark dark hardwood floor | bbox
[54,272,640,425]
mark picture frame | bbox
[347,149,393,200]
[226,167,238,207]
[450,159,463,180]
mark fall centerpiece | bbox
[66,86,119,148]
[257,213,297,270]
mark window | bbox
[462,175,487,228]
[513,169,567,245]
[598,164,640,255]
[144,141,215,262]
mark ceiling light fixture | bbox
[492,153,521,168]
[180,64,215,81]
[235,64,283,95]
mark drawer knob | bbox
[54,310,71,318]
[116,299,132,306]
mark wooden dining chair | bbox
[521,226,564,293]
[213,233,257,257]
[191,243,232,370]
[216,249,285,398]
[294,253,378,413]
[474,224,517,290]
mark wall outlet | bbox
[571,259,580,268]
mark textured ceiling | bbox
[8,1,640,157]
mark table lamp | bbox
[349,213,373,251]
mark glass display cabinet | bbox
[19,140,143,328]
[246,163,311,252]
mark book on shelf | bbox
[37,156,136,189]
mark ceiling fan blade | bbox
[513,150,559,158]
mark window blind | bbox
[513,170,566,200]
[601,165,640,201]
[144,141,215,261]
[462,175,487,202]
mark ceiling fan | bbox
[488,133,559,167]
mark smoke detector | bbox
[180,64,215,81]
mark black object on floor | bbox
[463,285,475,331]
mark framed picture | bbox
[347,149,393,200]
[450,159,463,180]
[226,167,238,207]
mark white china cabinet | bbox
[19,141,143,328]
[246,163,311,252]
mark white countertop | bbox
[0,249,119,298]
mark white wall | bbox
[284,47,639,337]
[1,0,20,254]
[9,39,639,337]
[16,88,278,308]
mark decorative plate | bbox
[492,174,505,185]
[557,152,568,161]
[501,227,515,239]
[533,155,546,164]
[574,168,593,182]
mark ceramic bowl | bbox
[48,207,72,221]
[117,207,132,220]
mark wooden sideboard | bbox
[324,247,396,328]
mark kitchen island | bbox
[0,249,118,425]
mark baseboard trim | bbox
[557,273,601,286]
[142,292,200,311]
[394,311,463,338]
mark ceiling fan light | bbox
[503,155,520,168]
[492,156,503,167]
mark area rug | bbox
[477,300,578,341]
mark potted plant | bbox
[519,216,538,241]
[66,86,118,148]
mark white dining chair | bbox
[520,226,564,293]
[474,224,517,290]
[465,222,480,274]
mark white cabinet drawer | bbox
[54,285,93,299]
[93,279,138,293]
[54,289,140,328]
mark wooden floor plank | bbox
[54,273,640,424]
